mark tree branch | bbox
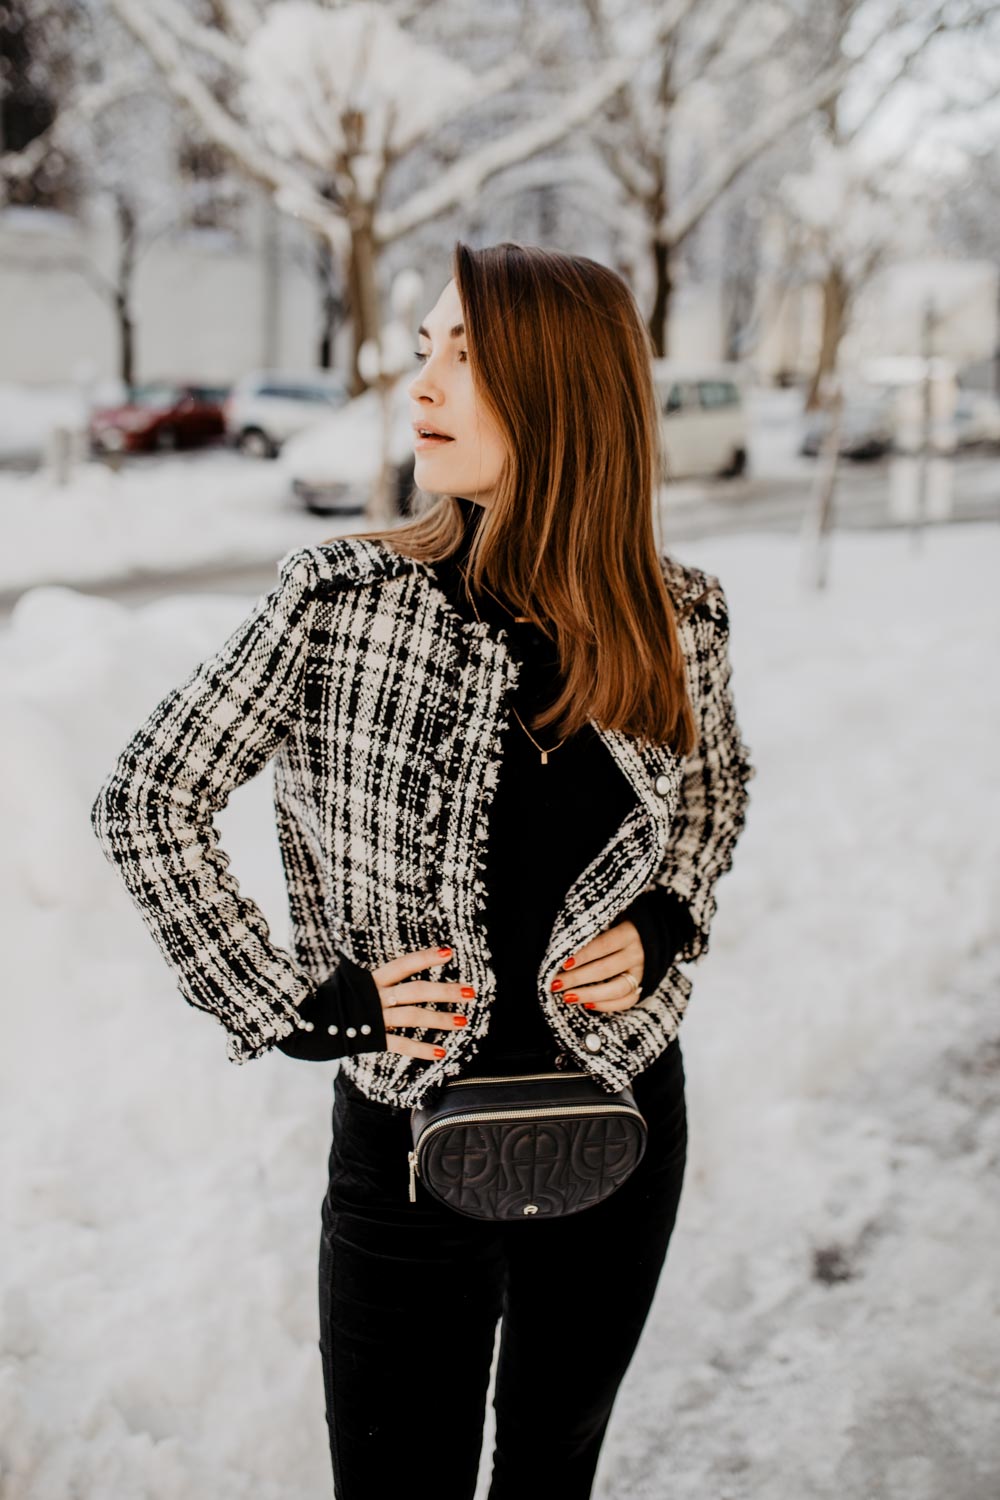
[107,0,352,254]
[376,0,698,245]
[660,53,856,248]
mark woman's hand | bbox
[371,945,472,1061]
[554,918,645,1013]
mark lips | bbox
[413,421,454,441]
[413,426,455,450]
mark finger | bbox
[567,970,644,1011]
[559,923,632,972]
[556,943,641,989]
[385,1035,454,1061]
[383,1005,469,1033]
[372,943,455,988]
[381,980,475,1007]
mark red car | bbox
[90,381,231,454]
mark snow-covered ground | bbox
[0,382,94,466]
[0,445,351,598]
[2,519,998,1498]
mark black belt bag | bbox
[407,1068,648,1221]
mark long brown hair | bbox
[333,240,697,756]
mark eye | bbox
[413,350,468,363]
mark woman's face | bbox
[407,278,508,507]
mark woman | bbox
[91,241,755,1498]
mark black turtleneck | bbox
[276,496,695,1067]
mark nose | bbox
[408,368,436,400]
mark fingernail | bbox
[583,1001,596,1010]
[433,1046,447,1057]
[437,946,452,957]
[460,985,476,998]
[452,1015,468,1027]
[562,956,576,969]
[563,993,579,1004]
[551,977,564,991]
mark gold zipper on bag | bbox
[445,1070,588,1086]
[406,1101,644,1204]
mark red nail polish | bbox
[563,993,579,1003]
[583,1001,596,1010]
[551,978,564,991]
[437,946,452,957]
[460,985,476,999]
[563,956,576,969]
[453,1015,468,1027]
[433,1046,447,1057]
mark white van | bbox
[651,360,749,479]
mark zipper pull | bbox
[407,1149,419,1202]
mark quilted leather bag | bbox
[407,1068,648,1220]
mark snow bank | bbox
[0,453,332,596]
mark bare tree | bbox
[104,0,696,394]
[792,0,1000,408]
[1,0,247,384]
[572,0,858,354]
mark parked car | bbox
[90,381,230,454]
[651,361,749,479]
[223,370,350,458]
[280,375,416,516]
[953,389,1000,449]
[799,391,895,460]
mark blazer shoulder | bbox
[276,535,420,595]
[658,550,725,621]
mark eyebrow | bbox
[417,321,465,340]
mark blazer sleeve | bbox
[619,886,698,994]
[643,576,756,964]
[274,952,389,1061]
[89,547,339,1065]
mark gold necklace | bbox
[462,569,567,765]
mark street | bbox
[661,452,1000,543]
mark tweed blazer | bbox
[90,535,756,1110]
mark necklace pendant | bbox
[540,749,549,765]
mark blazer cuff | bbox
[274,951,387,1061]
[621,888,698,995]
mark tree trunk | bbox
[806,265,847,411]
[316,236,346,371]
[649,237,672,358]
[118,291,135,387]
[345,213,380,398]
[114,195,137,387]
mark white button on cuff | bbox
[360,1024,371,1035]
[346,1027,357,1038]
[327,1024,339,1036]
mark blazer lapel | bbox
[535,726,683,1002]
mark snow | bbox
[0,383,93,465]
[0,452,345,596]
[241,1,479,184]
[3,518,998,1497]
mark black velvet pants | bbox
[317,1037,688,1500]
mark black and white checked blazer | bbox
[90,536,756,1110]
